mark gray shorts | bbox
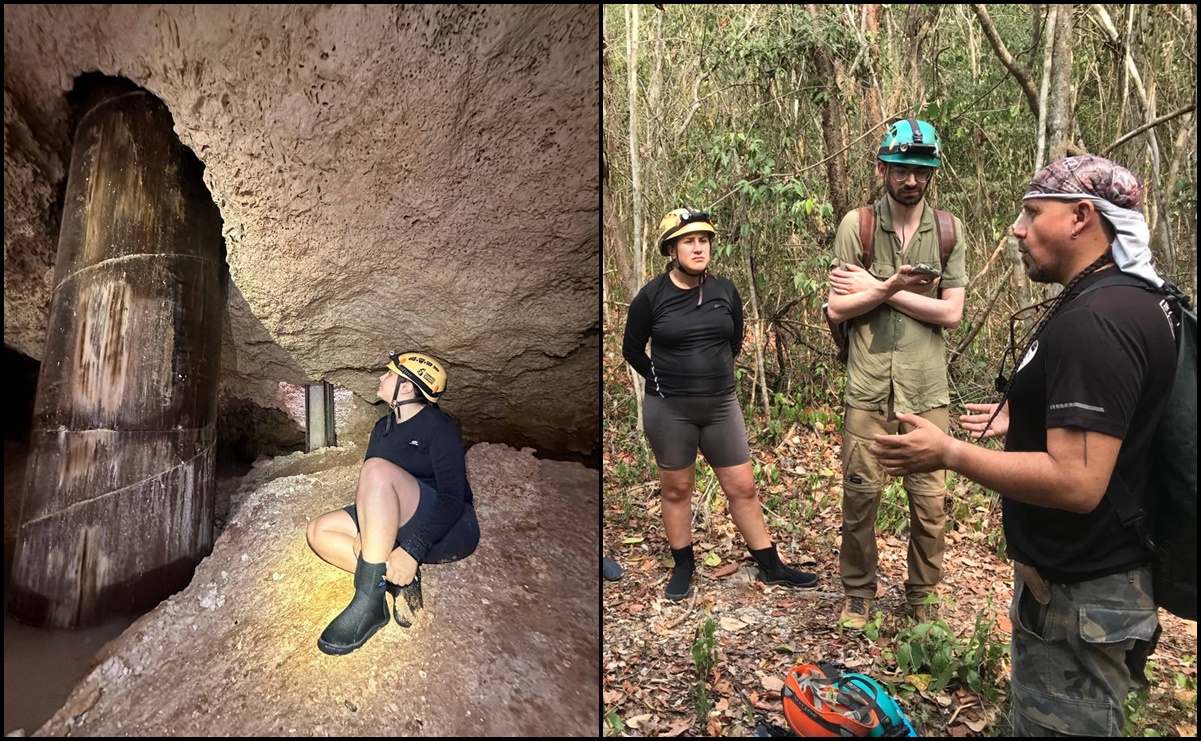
[343,479,479,564]
[642,392,752,471]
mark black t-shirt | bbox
[622,272,744,397]
[1003,268,1177,582]
[364,405,474,562]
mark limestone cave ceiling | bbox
[2,4,600,460]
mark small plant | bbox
[956,597,1009,701]
[692,614,718,720]
[891,599,1009,700]
[859,605,887,642]
[876,478,911,536]
[894,619,959,693]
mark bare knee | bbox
[306,518,320,549]
[660,481,693,504]
[359,458,391,486]
[725,481,758,502]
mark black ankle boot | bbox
[385,566,423,628]
[666,544,695,601]
[317,554,391,655]
[749,543,819,589]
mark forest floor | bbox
[601,325,1197,738]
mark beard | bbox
[1019,248,1053,283]
[886,177,926,206]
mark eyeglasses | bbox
[994,298,1055,393]
[888,165,934,184]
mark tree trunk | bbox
[742,246,771,419]
[805,4,850,219]
[625,4,645,428]
[863,5,884,123]
[1047,6,1072,158]
[602,22,635,303]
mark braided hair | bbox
[984,250,1114,434]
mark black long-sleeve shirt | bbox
[622,272,744,397]
[364,406,474,563]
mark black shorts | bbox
[642,392,752,471]
[343,479,479,564]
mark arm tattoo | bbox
[1082,430,1088,467]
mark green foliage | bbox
[889,599,1009,700]
[877,478,911,537]
[604,710,623,735]
[858,605,887,643]
[894,620,959,693]
[1123,654,1198,736]
[956,597,1011,702]
[692,614,718,720]
[605,4,1197,419]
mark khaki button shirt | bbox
[830,197,967,414]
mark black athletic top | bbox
[622,272,744,397]
[364,405,474,563]
[1003,269,1176,583]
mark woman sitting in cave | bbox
[305,350,480,655]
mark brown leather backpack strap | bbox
[934,209,956,269]
[858,205,876,269]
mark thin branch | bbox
[674,10,759,145]
[970,4,1041,116]
[1034,5,1057,171]
[950,269,1012,364]
[1102,104,1197,156]
[707,113,906,210]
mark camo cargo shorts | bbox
[1009,565,1161,736]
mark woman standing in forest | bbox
[621,207,821,600]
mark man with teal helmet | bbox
[825,117,967,632]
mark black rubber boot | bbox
[317,554,391,655]
[602,557,625,582]
[750,543,819,588]
[665,544,695,601]
[385,567,423,628]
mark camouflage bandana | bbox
[1023,156,1162,288]
[1023,155,1142,208]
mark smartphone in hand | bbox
[908,263,940,280]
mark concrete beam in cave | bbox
[9,78,225,628]
[304,380,337,451]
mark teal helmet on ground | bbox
[878,118,942,168]
[841,673,918,737]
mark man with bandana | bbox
[870,156,1176,736]
[825,119,967,630]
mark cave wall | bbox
[3,5,599,460]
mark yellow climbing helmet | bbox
[656,207,715,255]
[386,351,447,404]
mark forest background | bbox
[602,4,1197,737]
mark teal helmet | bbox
[878,118,942,168]
[841,673,918,737]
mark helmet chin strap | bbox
[675,259,705,277]
[385,377,424,433]
[673,258,709,306]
